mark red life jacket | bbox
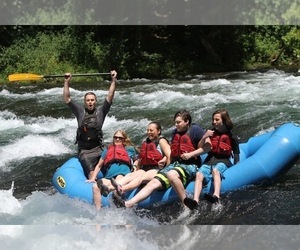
[139,138,164,167]
[210,132,232,157]
[171,130,198,165]
[103,145,131,168]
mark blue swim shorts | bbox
[198,162,228,185]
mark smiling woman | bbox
[108,121,171,197]
[86,130,137,210]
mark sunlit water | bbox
[0,70,300,248]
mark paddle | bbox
[8,72,111,82]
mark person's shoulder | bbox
[126,145,136,151]
[191,123,204,128]
[170,127,176,134]
[142,137,149,143]
[190,123,204,132]
[102,98,111,106]
[126,146,137,156]
[190,123,200,128]
[67,99,75,106]
[101,148,108,156]
[97,98,111,111]
[159,136,169,144]
[230,132,239,143]
[69,99,82,108]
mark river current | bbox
[0,69,299,249]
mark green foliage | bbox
[282,26,300,64]
[246,26,300,67]
[0,28,109,82]
[0,25,299,83]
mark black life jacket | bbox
[170,128,199,166]
[76,109,103,150]
[139,137,165,168]
[103,144,131,168]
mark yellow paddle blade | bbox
[8,73,44,82]
[8,72,110,82]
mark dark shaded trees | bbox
[0,25,299,81]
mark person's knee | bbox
[166,170,178,181]
[79,154,99,177]
[195,172,204,180]
[81,162,92,178]
[135,175,143,183]
[147,178,161,190]
[212,168,220,176]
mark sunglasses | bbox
[113,136,125,140]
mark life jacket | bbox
[139,137,164,168]
[76,109,103,150]
[170,128,199,165]
[103,144,131,168]
[210,131,233,158]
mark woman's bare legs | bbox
[115,170,145,186]
[124,178,162,208]
[121,169,158,193]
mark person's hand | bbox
[110,70,117,80]
[158,159,166,169]
[64,73,72,83]
[203,129,214,139]
[181,152,192,160]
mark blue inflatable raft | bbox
[52,122,300,208]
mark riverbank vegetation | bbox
[0,25,299,82]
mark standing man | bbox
[63,70,117,179]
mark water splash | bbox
[0,182,22,215]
